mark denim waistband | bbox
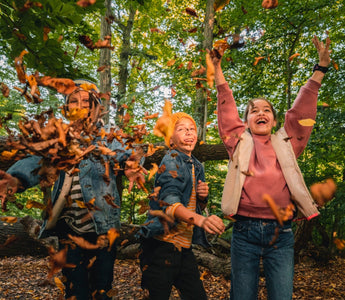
[235,215,292,226]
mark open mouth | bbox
[256,118,267,125]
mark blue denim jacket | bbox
[7,139,132,238]
[140,149,210,247]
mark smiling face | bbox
[245,99,277,135]
[67,90,91,111]
[170,117,197,156]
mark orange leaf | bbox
[289,53,300,61]
[171,88,176,97]
[1,149,18,160]
[54,277,65,295]
[332,60,339,71]
[310,178,337,207]
[206,53,215,88]
[262,0,278,9]
[253,56,265,66]
[1,216,18,223]
[76,0,96,7]
[167,59,176,67]
[143,112,159,120]
[214,0,230,12]
[26,200,46,210]
[334,238,345,250]
[148,163,159,181]
[107,228,120,249]
[298,119,316,126]
[68,234,99,250]
[169,170,178,178]
[262,194,283,226]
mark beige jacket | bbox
[221,128,320,220]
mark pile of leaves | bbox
[0,255,345,299]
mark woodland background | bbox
[0,0,345,298]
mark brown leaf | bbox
[262,194,283,226]
[68,234,100,250]
[0,82,10,97]
[310,178,337,207]
[76,0,96,7]
[214,0,230,12]
[206,53,215,88]
[169,170,178,178]
[262,0,279,9]
[185,7,198,17]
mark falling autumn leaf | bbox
[298,118,316,126]
[289,53,300,61]
[254,56,265,66]
[0,82,10,97]
[185,7,198,17]
[14,50,28,83]
[334,238,345,250]
[167,59,176,67]
[206,53,215,88]
[148,163,159,181]
[214,0,230,12]
[76,0,96,7]
[107,228,120,250]
[310,178,337,207]
[1,216,18,223]
[68,234,100,250]
[332,60,339,71]
[262,0,278,9]
[169,170,178,178]
[25,200,46,210]
[262,193,283,226]
[0,235,18,247]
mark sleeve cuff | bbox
[165,202,183,219]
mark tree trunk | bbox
[115,7,136,125]
[195,0,215,141]
[99,0,112,125]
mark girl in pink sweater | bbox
[208,36,331,300]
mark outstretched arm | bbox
[173,204,225,235]
[310,35,331,84]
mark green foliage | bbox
[0,186,43,219]
[0,0,104,77]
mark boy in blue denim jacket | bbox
[0,80,146,300]
[139,103,225,299]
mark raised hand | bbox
[312,35,331,67]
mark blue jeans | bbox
[230,218,294,300]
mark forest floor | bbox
[0,255,345,299]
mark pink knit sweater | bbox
[217,79,321,219]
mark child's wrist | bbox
[194,215,206,228]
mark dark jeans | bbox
[56,221,117,300]
[140,238,207,300]
[230,217,294,300]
